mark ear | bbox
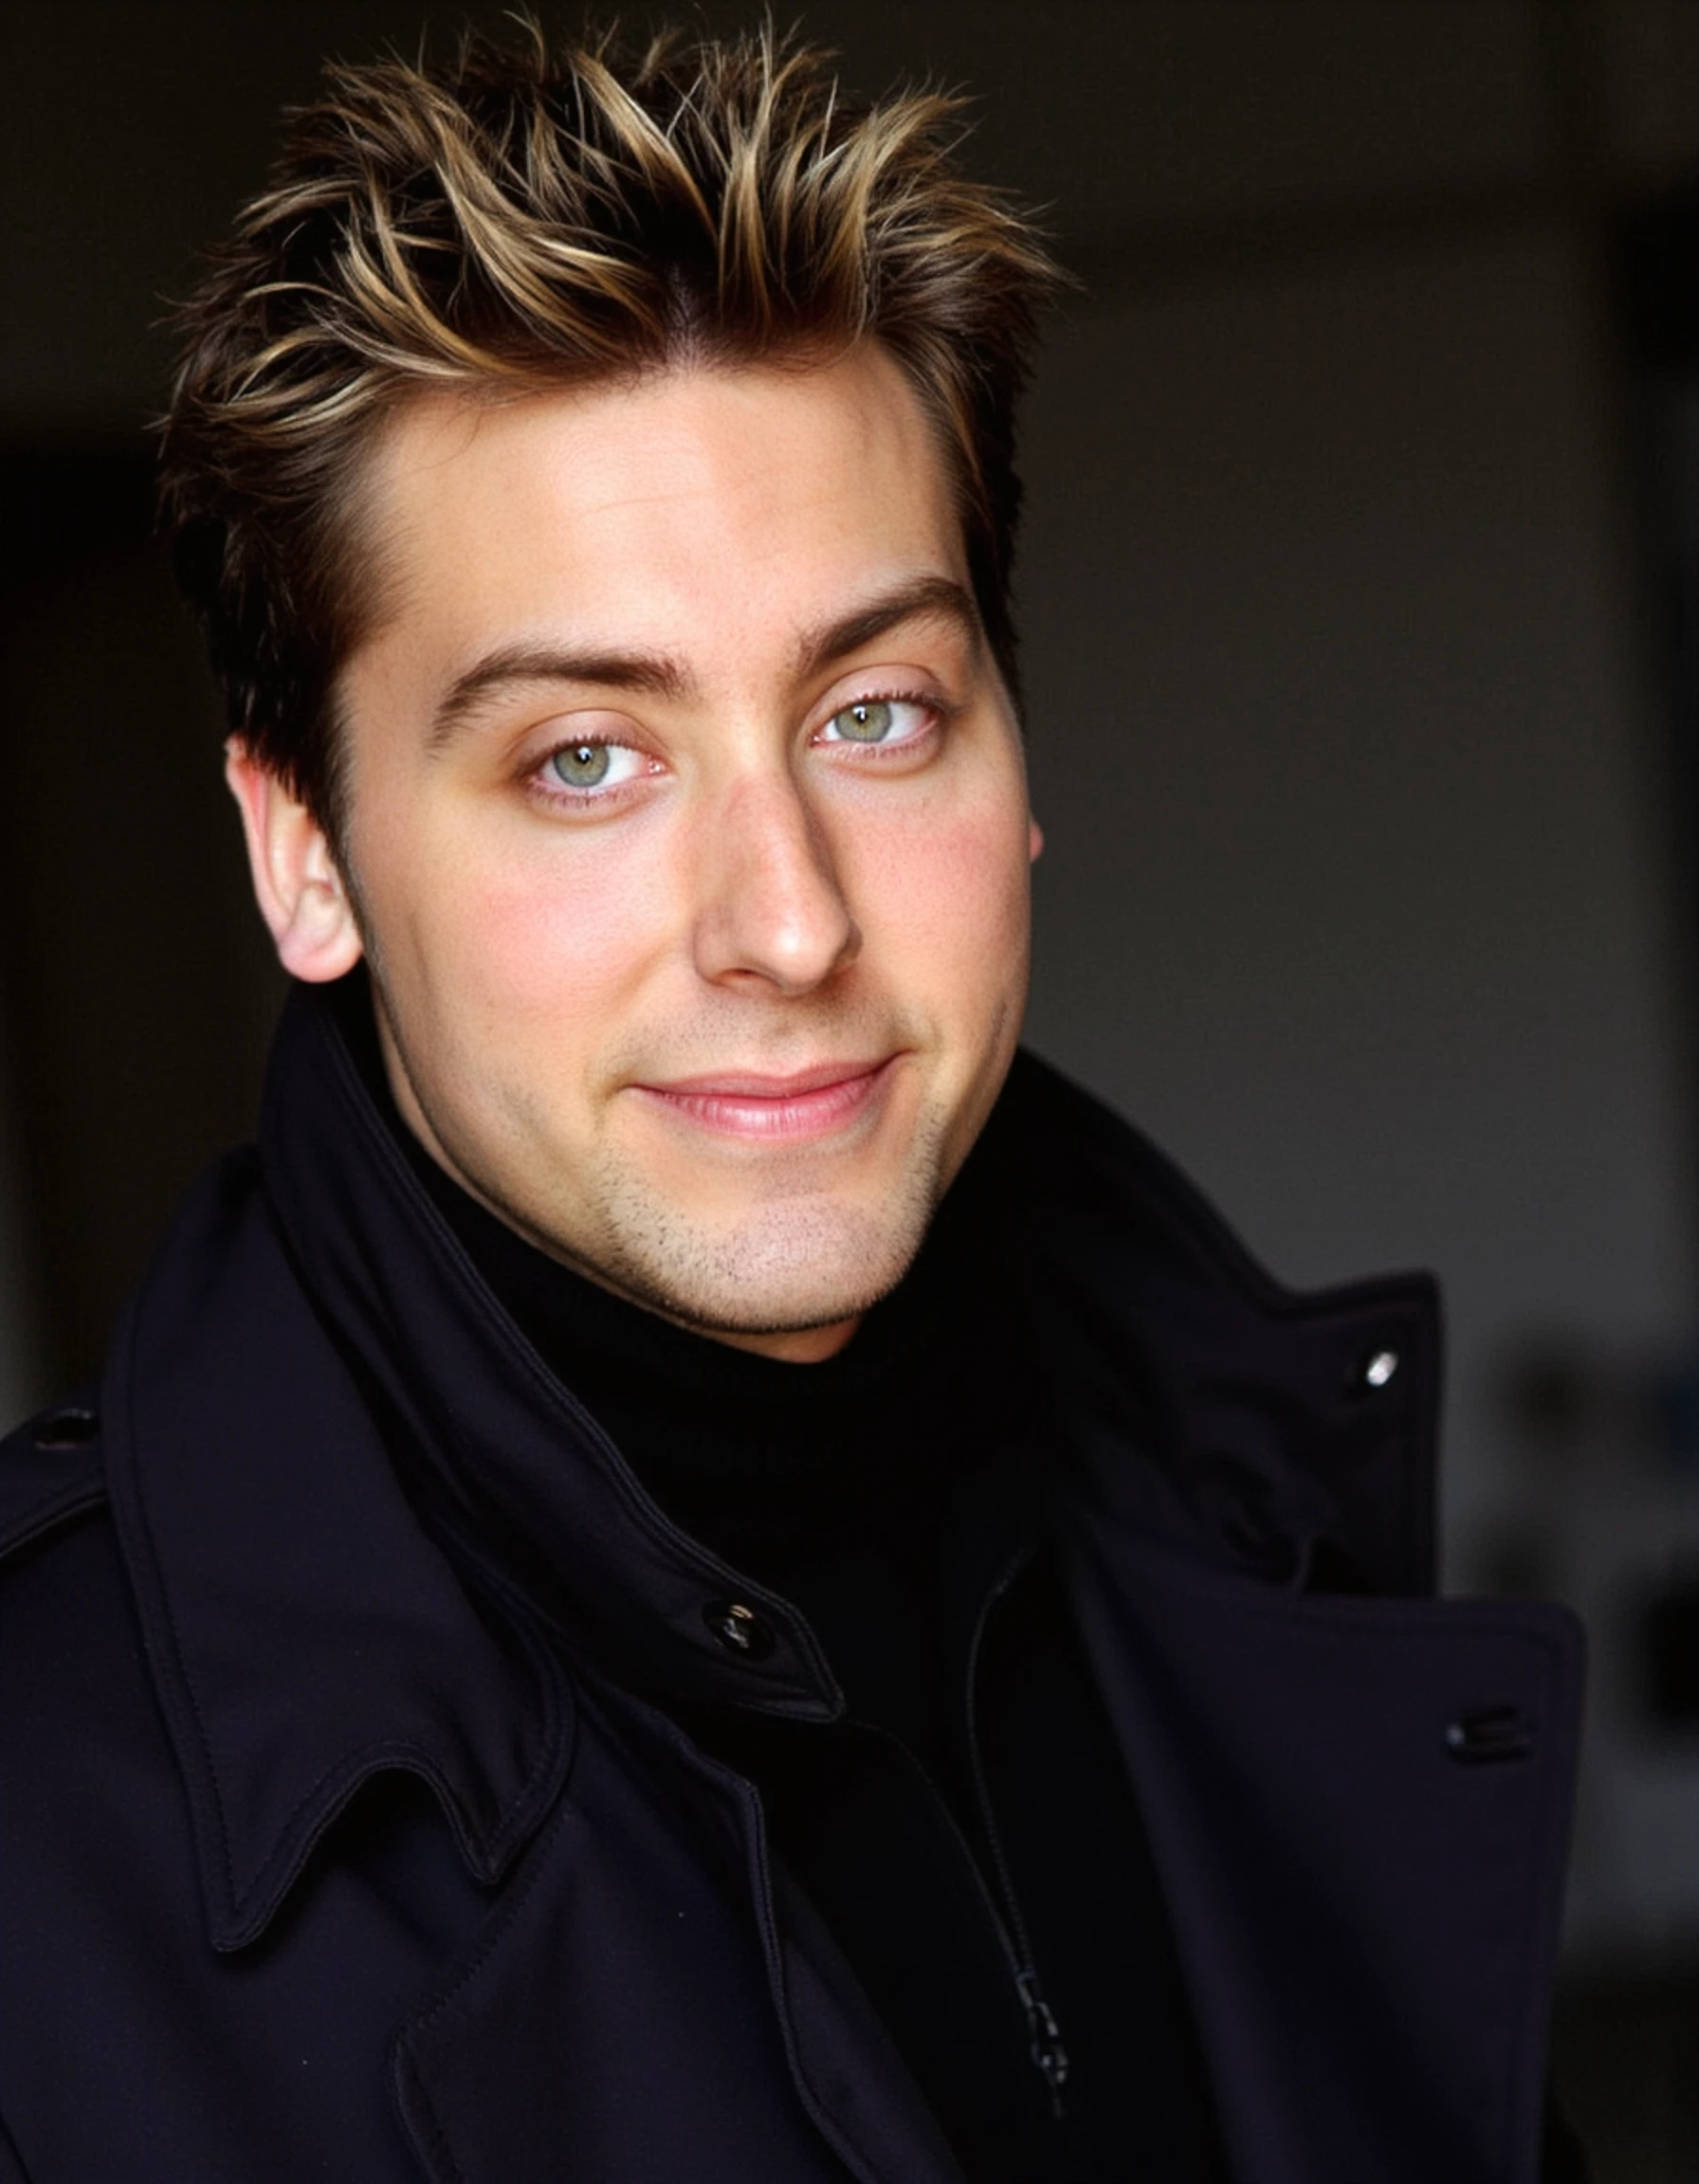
[225,741,364,982]
[1028,815,1045,863]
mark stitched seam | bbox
[0,1474,104,1559]
[112,1323,243,1919]
[392,2043,471,2184]
[390,1772,584,2181]
[1103,1542,1582,1643]
[227,1741,508,1934]
[735,1773,884,2182]
[638,1700,891,2184]
[397,1519,579,1874]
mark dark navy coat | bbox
[0,990,1583,2181]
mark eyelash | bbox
[522,685,954,811]
[813,689,950,756]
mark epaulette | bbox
[0,1392,107,1562]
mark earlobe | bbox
[224,742,364,982]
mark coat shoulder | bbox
[0,1391,160,1815]
[0,1390,156,1756]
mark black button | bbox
[1446,1704,1534,1763]
[703,1600,776,1661]
[33,1408,99,1452]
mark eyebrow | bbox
[792,574,981,682]
[426,573,981,752]
[428,644,690,751]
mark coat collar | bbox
[103,976,1438,1951]
[100,1147,576,1951]
[978,1052,1440,1598]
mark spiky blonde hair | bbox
[159,21,1059,832]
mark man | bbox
[0,26,1584,2183]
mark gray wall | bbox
[1019,231,1699,1965]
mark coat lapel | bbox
[1062,1516,1583,2184]
[392,1683,961,2184]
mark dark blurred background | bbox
[2,2,1695,2172]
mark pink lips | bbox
[631,1058,895,1141]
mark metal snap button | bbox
[1445,1704,1534,1763]
[703,1600,776,1661]
[1359,1348,1399,1392]
[33,1407,99,1452]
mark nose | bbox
[690,770,860,994]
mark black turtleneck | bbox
[355,985,1228,2184]
[399,1124,1027,1779]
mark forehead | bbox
[355,346,967,666]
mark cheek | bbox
[374,818,676,1055]
[851,788,1032,1002]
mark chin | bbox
[597,1194,934,1340]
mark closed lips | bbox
[631,1060,894,1138]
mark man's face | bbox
[243,347,1037,1357]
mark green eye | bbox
[831,700,895,743]
[818,696,936,752]
[549,743,612,788]
[535,737,649,804]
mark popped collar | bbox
[95,974,1439,1956]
